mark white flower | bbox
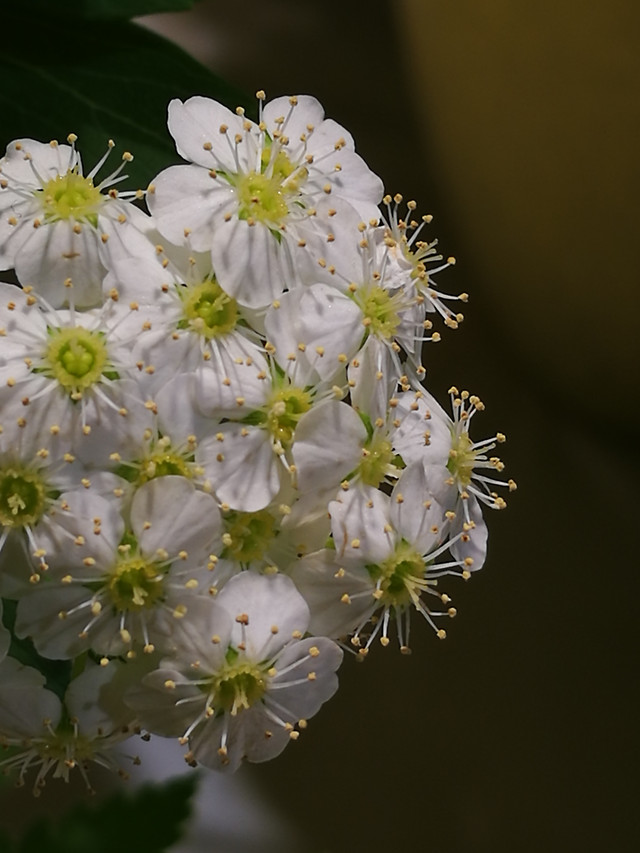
[0,424,104,588]
[305,218,441,383]
[14,477,222,659]
[381,195,467,333]
[147,93,383,308]
[292,387,425,495]
[291,465,469,652]
[0,136,149,307]
[0,657,138,794]
[393,385,516,568]
[127,572,342,772]
[209,488,332,589]
[0,91,518,791]
[193,360,343,512]
[100,428,203,508]
[104,243,267,396]
[0,283,155,464]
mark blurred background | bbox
[2,1,638,850]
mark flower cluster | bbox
[0,92,514,792]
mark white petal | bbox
[34,491,123,573]
[195,341,270,417]
[329,485,394,566]
[1,139,73,184]
[303,117,355,154]
[394,391,453,467]
[450,495,488,572]
[15,219,104,308]
[156,373,215,444]
[0,214,36,270]
[65,659,136,737]
[97,204,157,271]
[217,572,310,662]
[197,425,281,512]
[62,380,156,469]
[0,280,48,342]
[160,596,232,667]
[210,217,286,309]
[293,400,366,492]
[289,550,375,638]
[0,658,62,739]
[268,636,342,717]
[263,96,326,152]
[103,250,170,304]
[422,463,459,512]
[269,487,335,569]
[132,476,222,558]
[264,283,363,384]
[168,97,247,172]
[189,706,287,772]
[149,164,234,250]
[389,463,446,555]
[127,667,203,737]
[15,586,97,659]
[225,706,291,766]
[348,336,398,423]
[313,149,383,219]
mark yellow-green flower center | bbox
[358,435,394,487]
[35,730,96,766]
[232,145,305,225]
[236,172,288,224]
[180,280,239,339]
[44,326,109,395]
[353,284,402,340]
[446,431,477,488]
[212,660,266,716]
[266,387,312,445]
[0,466,48,528]
[367,541,425,608]
[140,450,193,482]
[39,170,103,227]
[222,509,276,564]
[113,437,196,487]
[107,557,165,611]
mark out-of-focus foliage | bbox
[2,774,199,853]
[0,4,246,189]
[11,0,201,21]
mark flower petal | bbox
[132,476,221,558]
[197,425,281,512]
[217,572,310,662]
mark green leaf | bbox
[0,12,248,189]
[16,774,200,853]
[13,0,201,21]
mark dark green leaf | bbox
[17,773,199,853]
[0,12,248,189]
[12,0,201,21]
